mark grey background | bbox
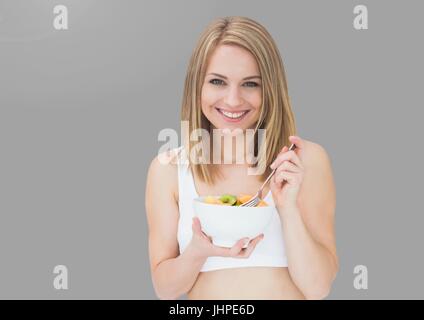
[0,0,423,299]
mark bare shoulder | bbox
[149,147,181,168]
[301,139,333,170]
[297,139,335,207]
[147,150,178,186]
[146,148,180,201]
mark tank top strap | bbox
[176,145,198,200]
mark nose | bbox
[223,85,243,108]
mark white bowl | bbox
[192,196,274,248]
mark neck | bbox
[210,127,256,165]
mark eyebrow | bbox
[207,73,261,81]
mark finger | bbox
[270,150,303,170]
[193,217,213,241]
[212,238,248,257]
[237,234,264,258]
[270,175,278,191]
[274,171,300,185]
[228,238,250,256]
[269,146,288,168]
[280,146,289,153]
[192,217,203,235]
[274,171,294,184]
[289,135,305,151]
[270,151,299,170]
[274,160,301,174]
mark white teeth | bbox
[219,109,247,119]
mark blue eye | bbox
[243,81,259,87]
[209,79,225,85]
[208,79,260,87]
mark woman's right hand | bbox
[188,216,264,260]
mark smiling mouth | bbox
[216,108,250,121]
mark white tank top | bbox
[175,145,289,272]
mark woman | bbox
[145,16,338,300]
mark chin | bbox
[211,122,252,133]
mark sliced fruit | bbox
[204,194,268,207]
[257,200,268,207]
[221,202,233,206]
[237,194,253,204]
[204,196,221,204]
[219,194,237,206]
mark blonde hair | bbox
[181,16,297,185]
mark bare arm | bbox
[277,143,338,299]
[279,206,338,300]
[145,153,206,300]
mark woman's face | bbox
[201,44,262,133]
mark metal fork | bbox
[240,143,297,207]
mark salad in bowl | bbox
[193,193,274,248]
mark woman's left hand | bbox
[269,135,305,211]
